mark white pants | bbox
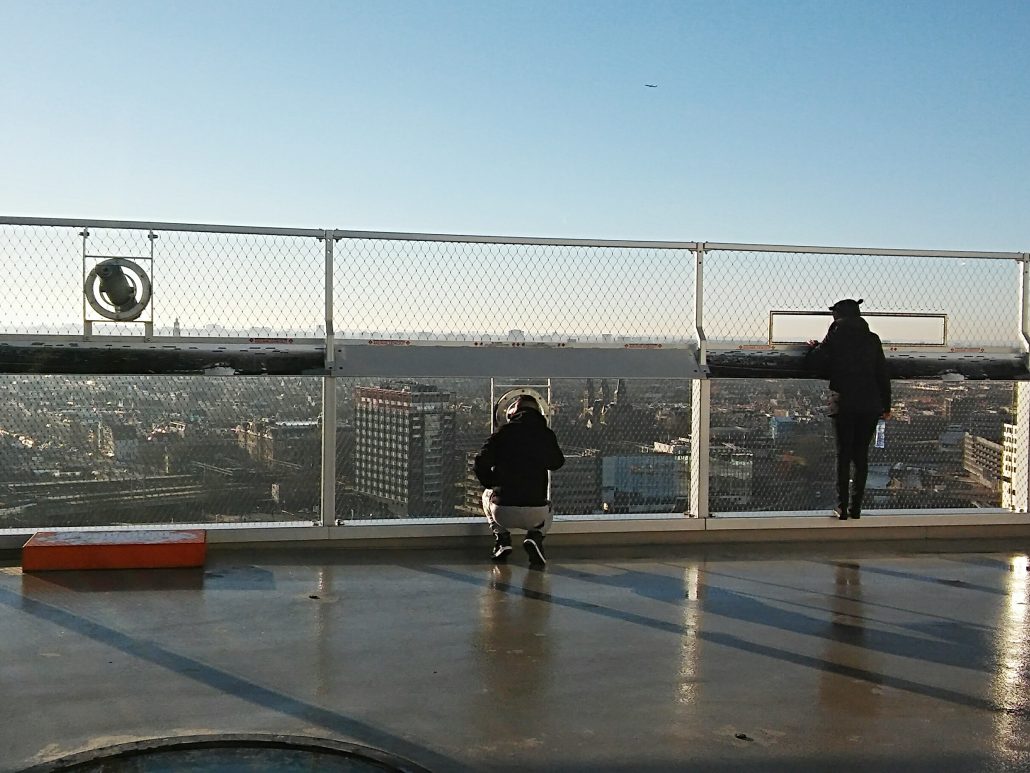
[482,489,551,537]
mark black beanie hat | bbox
[829,298,863,317]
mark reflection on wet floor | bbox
[4,547,1030,772]
[991,555,1030,764]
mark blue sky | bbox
[1,0,1028,249]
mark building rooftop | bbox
[4,541,1030,772]
[2,218,1030,768]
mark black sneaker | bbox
[848,509,862,520]
[833,506,848,521]
[524,530,546,567]
[491,534,512,562]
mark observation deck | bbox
[4,542,1030,771]
[1,217,1029,770]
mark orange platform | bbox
[22,529,207,571]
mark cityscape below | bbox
[0,374,1016,530]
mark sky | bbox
[1,0,1028,251]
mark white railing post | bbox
[1021,257,1030,367]
[690,244,711,518]
[320,231,337,527]
[1010,255,1030,513]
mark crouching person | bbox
[474,396,565,566]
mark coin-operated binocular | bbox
[492,387,550,431]
[84,258,152,322]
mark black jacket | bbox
[806,316,891,415]
[473,410,565,506]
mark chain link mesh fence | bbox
[0,225,325,338]
[0,225,85,335]
[0,374,320,530]
[334,239,695,341]
[156,231,325,337]
[1,222,1027,529]
[335,376,691,523]
[702,247,1024,516]
[703,249,1021,347]
[710,379,1017,515]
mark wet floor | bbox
[3,544,1030,772]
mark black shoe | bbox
[849,496,863,519]
[524,531,546,567]
[491,534,512,562]
[833,506,848,520]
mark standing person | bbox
[474,395,565,566]
[807,299,892,520]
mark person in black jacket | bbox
[807,298,892,520]
[474,395,565,565]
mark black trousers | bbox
[832,412,880,513]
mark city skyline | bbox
[0,373,1015,528]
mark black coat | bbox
[807,316,891,415]
[473,410,565,506]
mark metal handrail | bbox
[4,217,1022,258]
[703,241,1021,261]
[0,216,325,238]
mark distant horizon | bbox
[0,220,1020,346]
[0,321,1015,349]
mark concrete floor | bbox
[4,542,1030,772]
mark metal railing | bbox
[0,215,1027,532]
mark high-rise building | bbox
[236,419,319,467]
[769,415,796,444]
[551,449,601,515]
[962,433,1003,493]
[1003,385,1030,511]
[1003,423,1029,510]
[460,448,484,516]
[601,453,686,513]
[945,395,974,423]
[97,422,140,462]
[710,443,754,510]
[354,382,456,517]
